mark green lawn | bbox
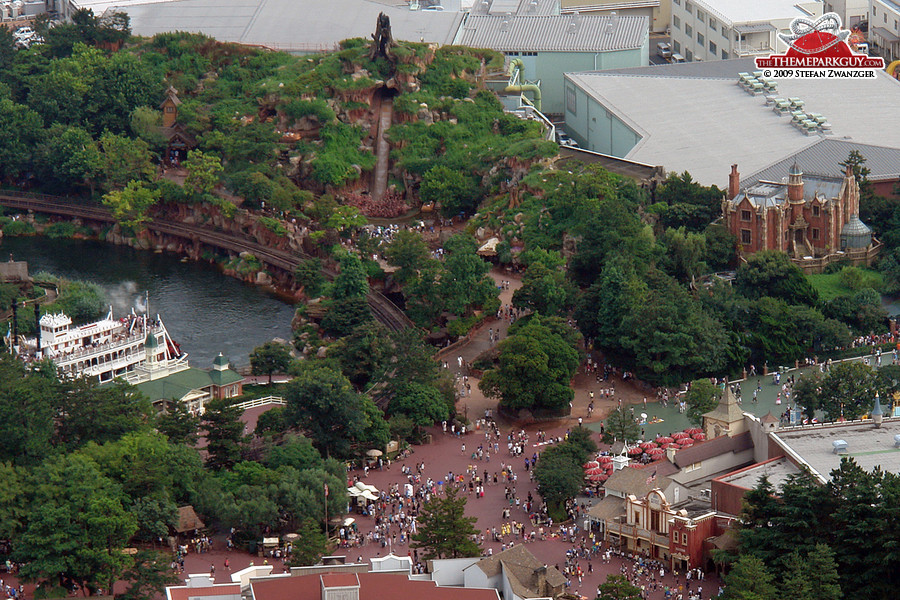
[807,268,884,301]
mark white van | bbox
[656,42,672,59]
[669,53,686,63]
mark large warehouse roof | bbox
[111,0,465,52]
[457,14,648,53]
[565,58,900,186]
[691,0,820,25]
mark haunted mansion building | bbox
[722,163,880,272]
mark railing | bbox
[735,43,774,56]
[233,395,286,411]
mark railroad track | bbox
[0,193,413,332]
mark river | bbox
[0,236,296,367]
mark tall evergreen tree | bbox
[201,399,245,470]
[722,555,776,600]
[411,487,481,560]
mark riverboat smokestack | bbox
[11,301,18,349]
[34,303,41,355]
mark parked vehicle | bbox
[657,42,672,59]
[670,53,686,63]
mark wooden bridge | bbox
[0,191,413,332]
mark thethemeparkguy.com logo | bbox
[756,13,885,78]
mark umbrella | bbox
[692,432,706,441]
[597,473,609,482]
[672,432,689,439]
[598,456,613,463]
[678,437,695,446]
[585,467,604,476]
[639,442,656,450]
[628,446,644,456]
[282,533,300,541]
[657,436,674,444]
[588,473,604,482]
[640,413,648,420]
[583,461,600,469]
[366,449,383,457]
[686,427,703,435]
[647,447,666,456]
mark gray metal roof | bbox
[565,64,900,186]
[733,175,844,209]
[601,56,759,79]
[470,0,558,15]
[114,0,465,51]
[458,14,648,52]
[743,139,900,187]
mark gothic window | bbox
[741,229,752,244]
[812,228,820,240]
[813,205,820,217]
[741,209,752,221]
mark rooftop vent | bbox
[500,14,511,32]
[894,434,900,448]
[832,440,848,454]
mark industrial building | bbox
[563,58,900,186]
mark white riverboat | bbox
[13,308,187,382]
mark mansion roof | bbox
[729,176,844,209]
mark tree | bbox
[620,271,730,385]
[201,399,245,470]
[0,96,43,184]
[512,260,574,317]
[36,124,102,193]
[265,434,323,471]
[533,445,583,507]
[384,229,432,284]
[479,315,581,415]
[792,369,823,419]
[331,252,369,300]
[284,366,378,457]
[103,180,160,230]
[321,296,374,338]
[295,258,325,297]
[601,407,640,445]
[155,403,200,446]
[721,555,777,600]
[15,454,138,595]
[737,476,783,567]
[388,383,450,429]
[817,361,883,421]
[183,150,224,196]
[805,543,843,600]
[118,550,179,600]
[684,379,720,426]
[438,235,498,316]
[54,378,151,451]
[287,518,329,567]
[411,487,481,560]
[735,250,818,306]
[596,574,643,600]
[250,341,292,384]
[420,165,476,216]
[658,226,708,283]
[99,132,155,192]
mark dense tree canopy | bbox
[480,315,581,415]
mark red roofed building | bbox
[250,571,500,600]
[166,577,241,600]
